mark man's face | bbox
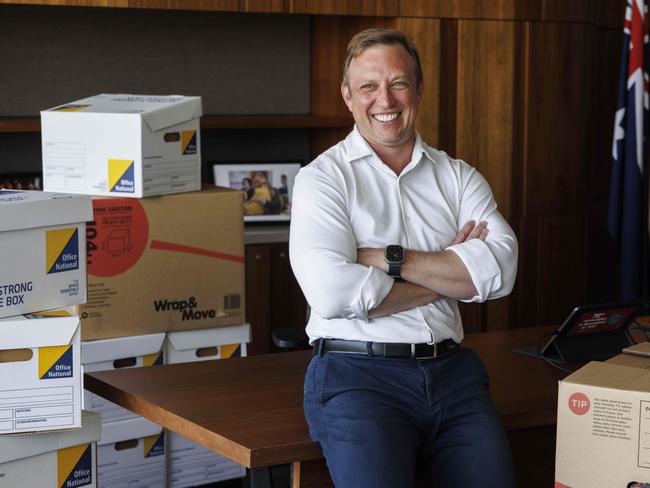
[341,43,421,151]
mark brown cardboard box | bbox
[555,343,650,487]
[79,187,244,340]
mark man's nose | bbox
[376,85,395,106]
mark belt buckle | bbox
[412,342,437,360]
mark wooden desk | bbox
[85,326,564,487]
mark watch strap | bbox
[388,262,401,278]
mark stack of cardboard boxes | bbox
[0,189,102,486]
[3,94,249,488]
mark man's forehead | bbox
[347,45,416,79]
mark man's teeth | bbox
[373,112,400,122]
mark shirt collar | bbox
[344,125,436,168]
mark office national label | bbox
[58,444,92,488]
[108,159,135,194]
[46,228,80,274]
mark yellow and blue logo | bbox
[220,343,241,359]
[52,104,90,112]
[181,130,197,155]
[39,345,73,379]
[46,228,79,275]
[144,433,165,458]
[58,444,92,488]
[108,159,135,193]
[143,351,164,367]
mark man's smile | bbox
[372,112,401,122]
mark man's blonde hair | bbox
[342,28,423,91]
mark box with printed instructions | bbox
[82,333,165,423]
[0,410,101,488]
[0,310,82,434]
[41,93,202,198]
[556,342,650,487]
[0,189,91,318]
[165,323,249,487]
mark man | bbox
[289,28,517,487]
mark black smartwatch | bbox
[384,245,404,279]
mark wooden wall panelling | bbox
[310,15,394,156]
[246,245,272,355]
[536,214,586,325]
[243,0,289,12]
[128,0,239,11]
[437,19,458,156]
[0,0,127,5]
[524,22,595,218]
[397,17,440,148]
[540,0,595,23]
[582,26,622,303]
[451,19,523,331]
[398,0,539,21]
[595,0,625,29]
[291,0,397,16]
[514,217,539,327]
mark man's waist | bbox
[313,338,460,359]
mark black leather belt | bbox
[313,338,459,359]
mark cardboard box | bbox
[0,410,100,488]
[164,323,250,364]
[82,333,165,423]
[0,189,92,318]
[555,343,650,487]
[168,432,245,487]
[41,93,202,198]
[0,310,82,434]
[79,188,245,340]
[165,324,249,487]
[98,417,167,488]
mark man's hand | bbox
[450,220,489,246]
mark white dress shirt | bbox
[289,126,518,345]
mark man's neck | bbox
[369,137,416,176]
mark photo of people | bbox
[213,163,301,222]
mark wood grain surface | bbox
[85,326,564,468]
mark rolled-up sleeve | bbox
[289,166,394,320]
[445,166,518,303]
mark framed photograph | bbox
[213,163,301,222]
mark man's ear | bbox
[341,83,353,112]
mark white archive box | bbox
[0,310,82,434]
[165,323,249,487]
[41,93,202,198]
[164,323,250,364]
[82,333,165,423]
[0,189,91,318]
[0,410,101,488]
[98,417,166,488]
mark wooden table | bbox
[85,326,565,487]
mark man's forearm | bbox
[368,281,440,319]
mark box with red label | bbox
[555,343,650,487]
[79,187,245,340]
[0,410,100,488]
[82,333,165,423]
[41,94,202,198]
[0,310,82,434]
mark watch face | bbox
[385,245,404,262]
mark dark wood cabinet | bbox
[246,241,307,355]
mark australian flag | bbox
[609,0,650,300]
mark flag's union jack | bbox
[609,0,650,300]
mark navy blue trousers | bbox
[303,346,515,488]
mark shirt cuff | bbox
[446,239,502,303]
[349,266,395,321]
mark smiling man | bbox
[289,28,518,488]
